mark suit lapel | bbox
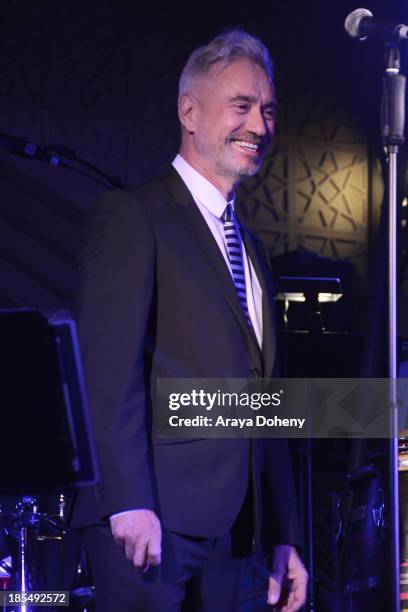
[160,166,260,355]
[239,223,276,377]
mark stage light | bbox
[275,276,343,303]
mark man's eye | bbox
[264,110,276,120]
[235,104,249,112]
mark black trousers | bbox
[83,525,243,612]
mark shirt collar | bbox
[172,154,235,218]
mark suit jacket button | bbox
[250,367,261,378]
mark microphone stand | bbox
[45,144,127,190]
[381,43,405,612]
[0,131,127,190]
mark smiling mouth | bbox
[230,139,262,154]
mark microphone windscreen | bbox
[345,8,373,39]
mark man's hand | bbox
[267,545,308,611]
[109,509,162,569]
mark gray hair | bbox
[178,28,274,97]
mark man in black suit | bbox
[74,28,307,611]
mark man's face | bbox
[187,59,276,182]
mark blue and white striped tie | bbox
[222,203,252,329]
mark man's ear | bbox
[178,93,197,134]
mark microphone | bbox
[0,132,62,165]
[345,8,408,42]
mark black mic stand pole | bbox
[382,43,405,612]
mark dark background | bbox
[0,1,406,610]
[1,0,407,319]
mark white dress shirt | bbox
[172,154,263,348]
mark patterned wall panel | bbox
[239,143,290,225]
[50,114,132,189]
[0,1,373,308]
[54,23,131,115]
[292,78,365,145]
[0,6,49,102]
[0,3,192,308]
[238,74,371,283]
[294,147,367,233]
[0,100,48,144]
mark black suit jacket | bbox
[72,166,300,552]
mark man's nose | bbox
[246,108,271,137]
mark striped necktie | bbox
[222,203,252,329]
